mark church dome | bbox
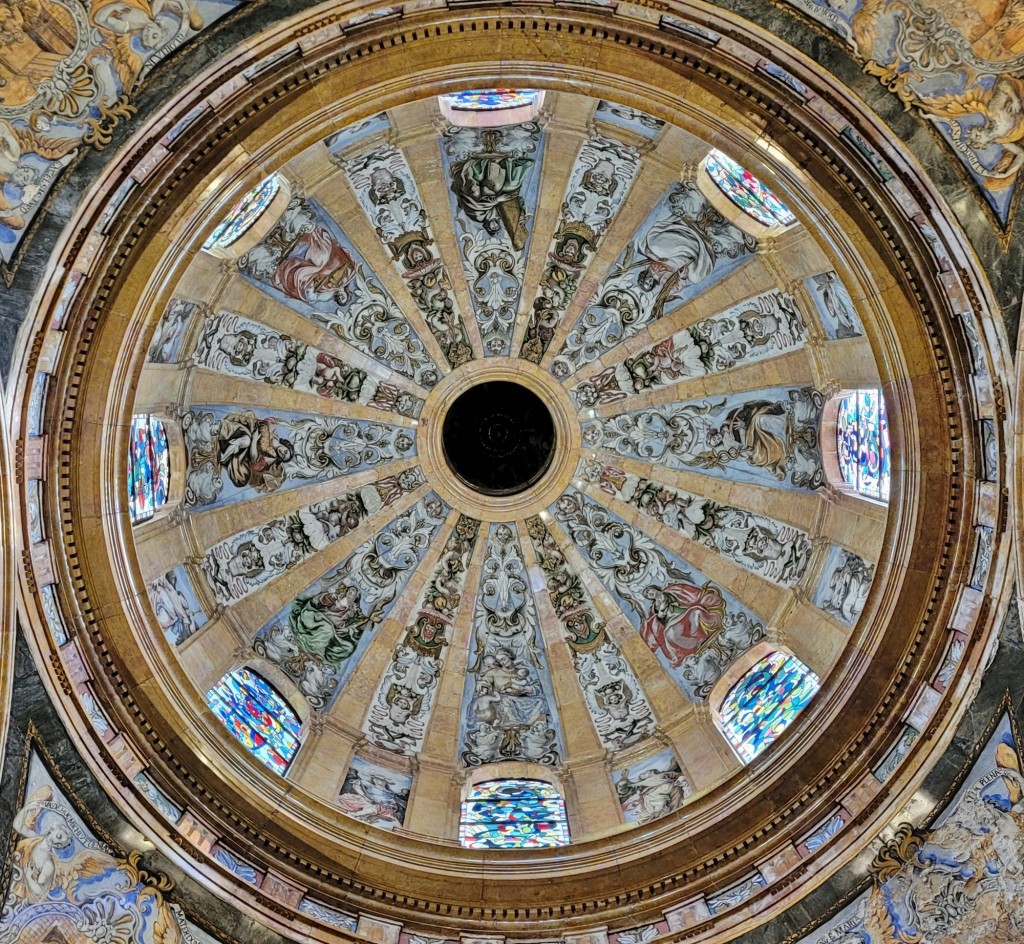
[9,4,1007,942]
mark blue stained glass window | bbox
[206,668,301,775]
[459,779,570,849]
[836,389,890,501]
[720,652,820,763]
[443,89,539,111]
[128,414,170,523]
[203,175,280,251]
[705,149,797,228]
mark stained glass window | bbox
[206,668,301,775]
[705,149,797,228]
[720,652,820,763]
[459,779,570,849]
[442,89,539,111]
[203,174,280,251]
[128,414,170,523]
[836,389,890,501]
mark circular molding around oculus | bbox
[420,360,581,522]
[442,381,556,496]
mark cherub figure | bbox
[11,786,117,904]
[91,0,203,90]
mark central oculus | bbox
[442,381,556,496]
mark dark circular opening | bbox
[442,381,556,496]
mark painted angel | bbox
[90,0,204,91]
[0,116,81,230]
[926,76,1024,180]
[11,786,118,904]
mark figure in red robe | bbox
[273,225,356,307]
[640,582,725,667]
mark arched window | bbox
[704,148,796,228]
[206,668,301,775]
[439,89,543,127]
[719,652,820,763]
[459,779,570,849]
[836,389,890,500]
[203,174,281,252]
[128,413,170,523]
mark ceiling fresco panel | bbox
[581,386,826,490]
[344,141,476,369]
[552,487,767,702]
[566,289,810,410]
[0,0,245,279]
[179,406,416,510]
[440,122,546,356]
[550,182,760,380]
[519,131,643,363]
[238,196,441,388]
[458,523,565,767]
[251,493,448,712]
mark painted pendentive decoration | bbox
[704,149,796,227]
[180,407,415,509]
[583,387,826,490]
[338,756,412,830]
[203,174,280,251]
[519,131,642,363]
[719,651,820,763]
[252,495,448,711]
[793,712,1024,943]
[780,0,1024,223]
[0,0,243,273]
[525,516,657,749]
[239,197,440,388]
[613,748,692,824]
[441,123,544,355]
[551,181,759,379]
[364,515,481,754]
[577,458,812,588]
[1,750,213,944]
[554,488,766,700]
[459,779,570,849]
[128,413,170,523]
[205,668,302,775]
[568,290,808,409]
[459,524,563,766]
[344,143,474,368]
[836,389,891,500]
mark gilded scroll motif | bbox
[781,0,1024,223]
[0,0,243,272]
